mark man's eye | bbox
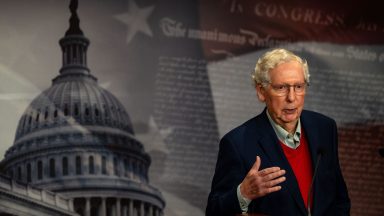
[276,85,286,90]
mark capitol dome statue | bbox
[0,0,165,215]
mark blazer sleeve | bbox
[206,134,246,216]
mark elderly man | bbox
[206,48,350,216]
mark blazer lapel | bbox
[301,113,322,215]
[301,113,320,172]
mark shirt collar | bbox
[266,110,301,149]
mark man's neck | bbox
[281,122,298,134]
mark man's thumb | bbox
[251,156,261,171]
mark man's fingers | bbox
[259,166,282,176]
[263,176,286,188]
[262,169,286,181]
[251,184,283,198]
[245,160,286,199]
[265,185,282,194]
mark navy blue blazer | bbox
[206,109,350,216]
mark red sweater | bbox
[280,131,313,208]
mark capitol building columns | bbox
[101,198,106,216]
[71,196,162,216]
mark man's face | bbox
[256,60,306,132]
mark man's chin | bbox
[281,115,299,124]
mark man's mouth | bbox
[283,108,296,114]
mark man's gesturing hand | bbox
[240,156,286,200]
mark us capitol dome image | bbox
[0,0,165,215]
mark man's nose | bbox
[286,86,296,101]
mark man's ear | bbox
[256,84,266,102]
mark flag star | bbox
[114,0,155,44]
[135,116,172,154]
